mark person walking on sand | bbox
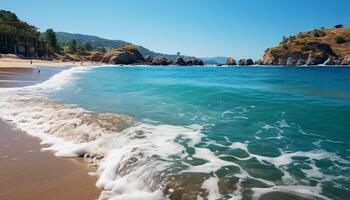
[81,62,83,66]
[30,60,32,65]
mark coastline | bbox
[0,57,99,68]
[0,66,101,200]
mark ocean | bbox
[0,66,349,200]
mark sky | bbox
[1,0,349,59]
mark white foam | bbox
[201,177,222,200]
[1,66,349,200]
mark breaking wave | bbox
[0,66,349,200]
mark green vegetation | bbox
[334,24,344,28]
[0,10,47,57]
[335,36,346,44]
[300,44,315,51]
[45,28,58,51]
[0,9,104,60]
[84,42,92,51]
[313,30,326,37]
[68,39,77,53]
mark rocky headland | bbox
[262,27,350,66]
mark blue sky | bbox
[2,0,349,59]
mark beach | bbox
[0,64,101,200]
[0,56,98,68]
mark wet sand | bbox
[0,67,66,87]
[0,68,101,200]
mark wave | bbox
[1,66,349,200]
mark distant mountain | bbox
[55,32,195,60]
[201,56,228,65]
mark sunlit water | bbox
[1,66,349,200]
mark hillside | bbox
[55,32,195,60]
[201,56,228,65]
[263,27,350,65]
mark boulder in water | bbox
[226,57,236,65]
[102,45,145,64]
[175,57,186,66]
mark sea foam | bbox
[1,66,349,200]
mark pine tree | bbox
[69,39,77,53]
[45,28,58,50]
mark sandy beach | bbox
[0,65,101,200]
[0,56,98,68]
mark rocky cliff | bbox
[263,27,350,65]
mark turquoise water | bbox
[5,66,349,199]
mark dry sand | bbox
[0,67,101,200]
[0,57,98,68]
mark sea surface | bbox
[0,66,349,200]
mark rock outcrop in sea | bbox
[239,59,254,66]
[262,27,350,66]
[102,45,145,64]
[225,57,236,65]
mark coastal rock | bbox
[152,56,172,65]
[226,57,236,65]
[144,55,153,63]
[306,52,327,65]
[255,59,263,65]
[102,45,145,64]
[193,59,204,65]
[341,57,350,65]
[286,57,296,65]
[175,57,186,66]
[263,57,276,65]
[88,52,103,62]
[239,59,246,65]
[238,59,254,66]
[323,57,335,65]
[245,59,254,65]
[296,59,306,66]
[277,58,286,65]
[186,60,193,65]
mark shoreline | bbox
[0,67,101,200]
[0,57,100,68]
[1,56,349,69]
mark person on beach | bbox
[30,60,32,64]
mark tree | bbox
[334,24,343,28]
[0,10,19,21]
[45,28,58,50]
[83,42,92,51]
[69,39,77,53]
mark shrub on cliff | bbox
[313,30,326,37]
[334,24,344,29]
[301,45,315,51]
[335,36,346,44]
